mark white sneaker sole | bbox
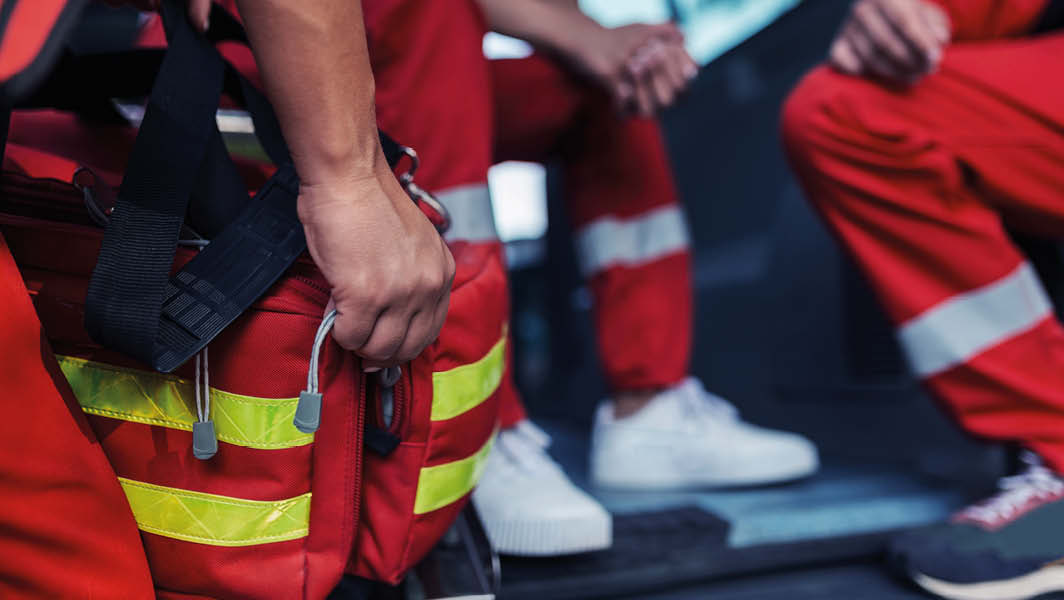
[485,514,612,557]
[913,566,1064,600]
[592,452,819,490]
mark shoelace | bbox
[956,452,1064,525]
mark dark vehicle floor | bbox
[492,420,993,600]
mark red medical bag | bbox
[0,2,505,597]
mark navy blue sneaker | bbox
[890,453,1064,600]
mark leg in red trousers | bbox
[491,55,818,493]
[783,34,1064,471]
[0,233,154,599]
[492,55,692,393]
[784,30,1064,600]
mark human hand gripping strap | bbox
[82,1,406,373]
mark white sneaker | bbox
[472,420,612,556]
[590,377,819,489]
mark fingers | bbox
[609,78,636,114]
[637,42,676,110]
[661,44,693,92]
[187,0,211,31]
[391,290,448,364]
[851,0,917,72]
[829,34,863,74]
[878,0,943,70]
[832,0,950,84]
[918,1,951,45]
[348,237,453,366]
[648,66,676,111]
[843,19,900,81]
[624,39,694,116]
[628,70,656,117]
[330,300,379,354]
[351,287,449,367]
[356,306,410,364]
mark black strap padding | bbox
[80,0,405,372]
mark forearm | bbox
[926,0,1050,40]
[476,0,603,56]
[234,0,382,187]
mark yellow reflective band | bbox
[414,431,496,515]
[57,356,313,449]
[431,333,506,421]
[118,477,310,546]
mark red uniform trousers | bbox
[492,56,693,400]
[0,228,154,597]
[782,1,1064,470]
[364,0,693,428]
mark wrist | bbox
[297,158,389,221]
[293,130,383,189]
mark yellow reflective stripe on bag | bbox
[413,431,496,515]
[431,333,506,421]
[58,356,312,449]
[119,477,311,546]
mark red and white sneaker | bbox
[891,452,1064,600]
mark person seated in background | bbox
[781,0,1064,598]
[467,0,820,556]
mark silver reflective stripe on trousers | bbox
[898,262,1053,378]
[436,184,498,243]
[574,204,690,278]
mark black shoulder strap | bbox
[81,1,402,372]
[84,2,226,367]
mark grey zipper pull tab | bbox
[193,420,218,459]
[296,309,337,434]
[192,349,218,460]
[294,390,323,434]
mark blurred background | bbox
[477,1,1011,597]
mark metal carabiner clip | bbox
[398,146,452,235]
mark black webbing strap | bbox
[84,2,225,367]
[82,1,405,372]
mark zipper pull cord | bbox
[295,309,338,433]
[192,347,218,459]
[378,366,401,428]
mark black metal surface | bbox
[497,506,916,600]
[630,560,928,600]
